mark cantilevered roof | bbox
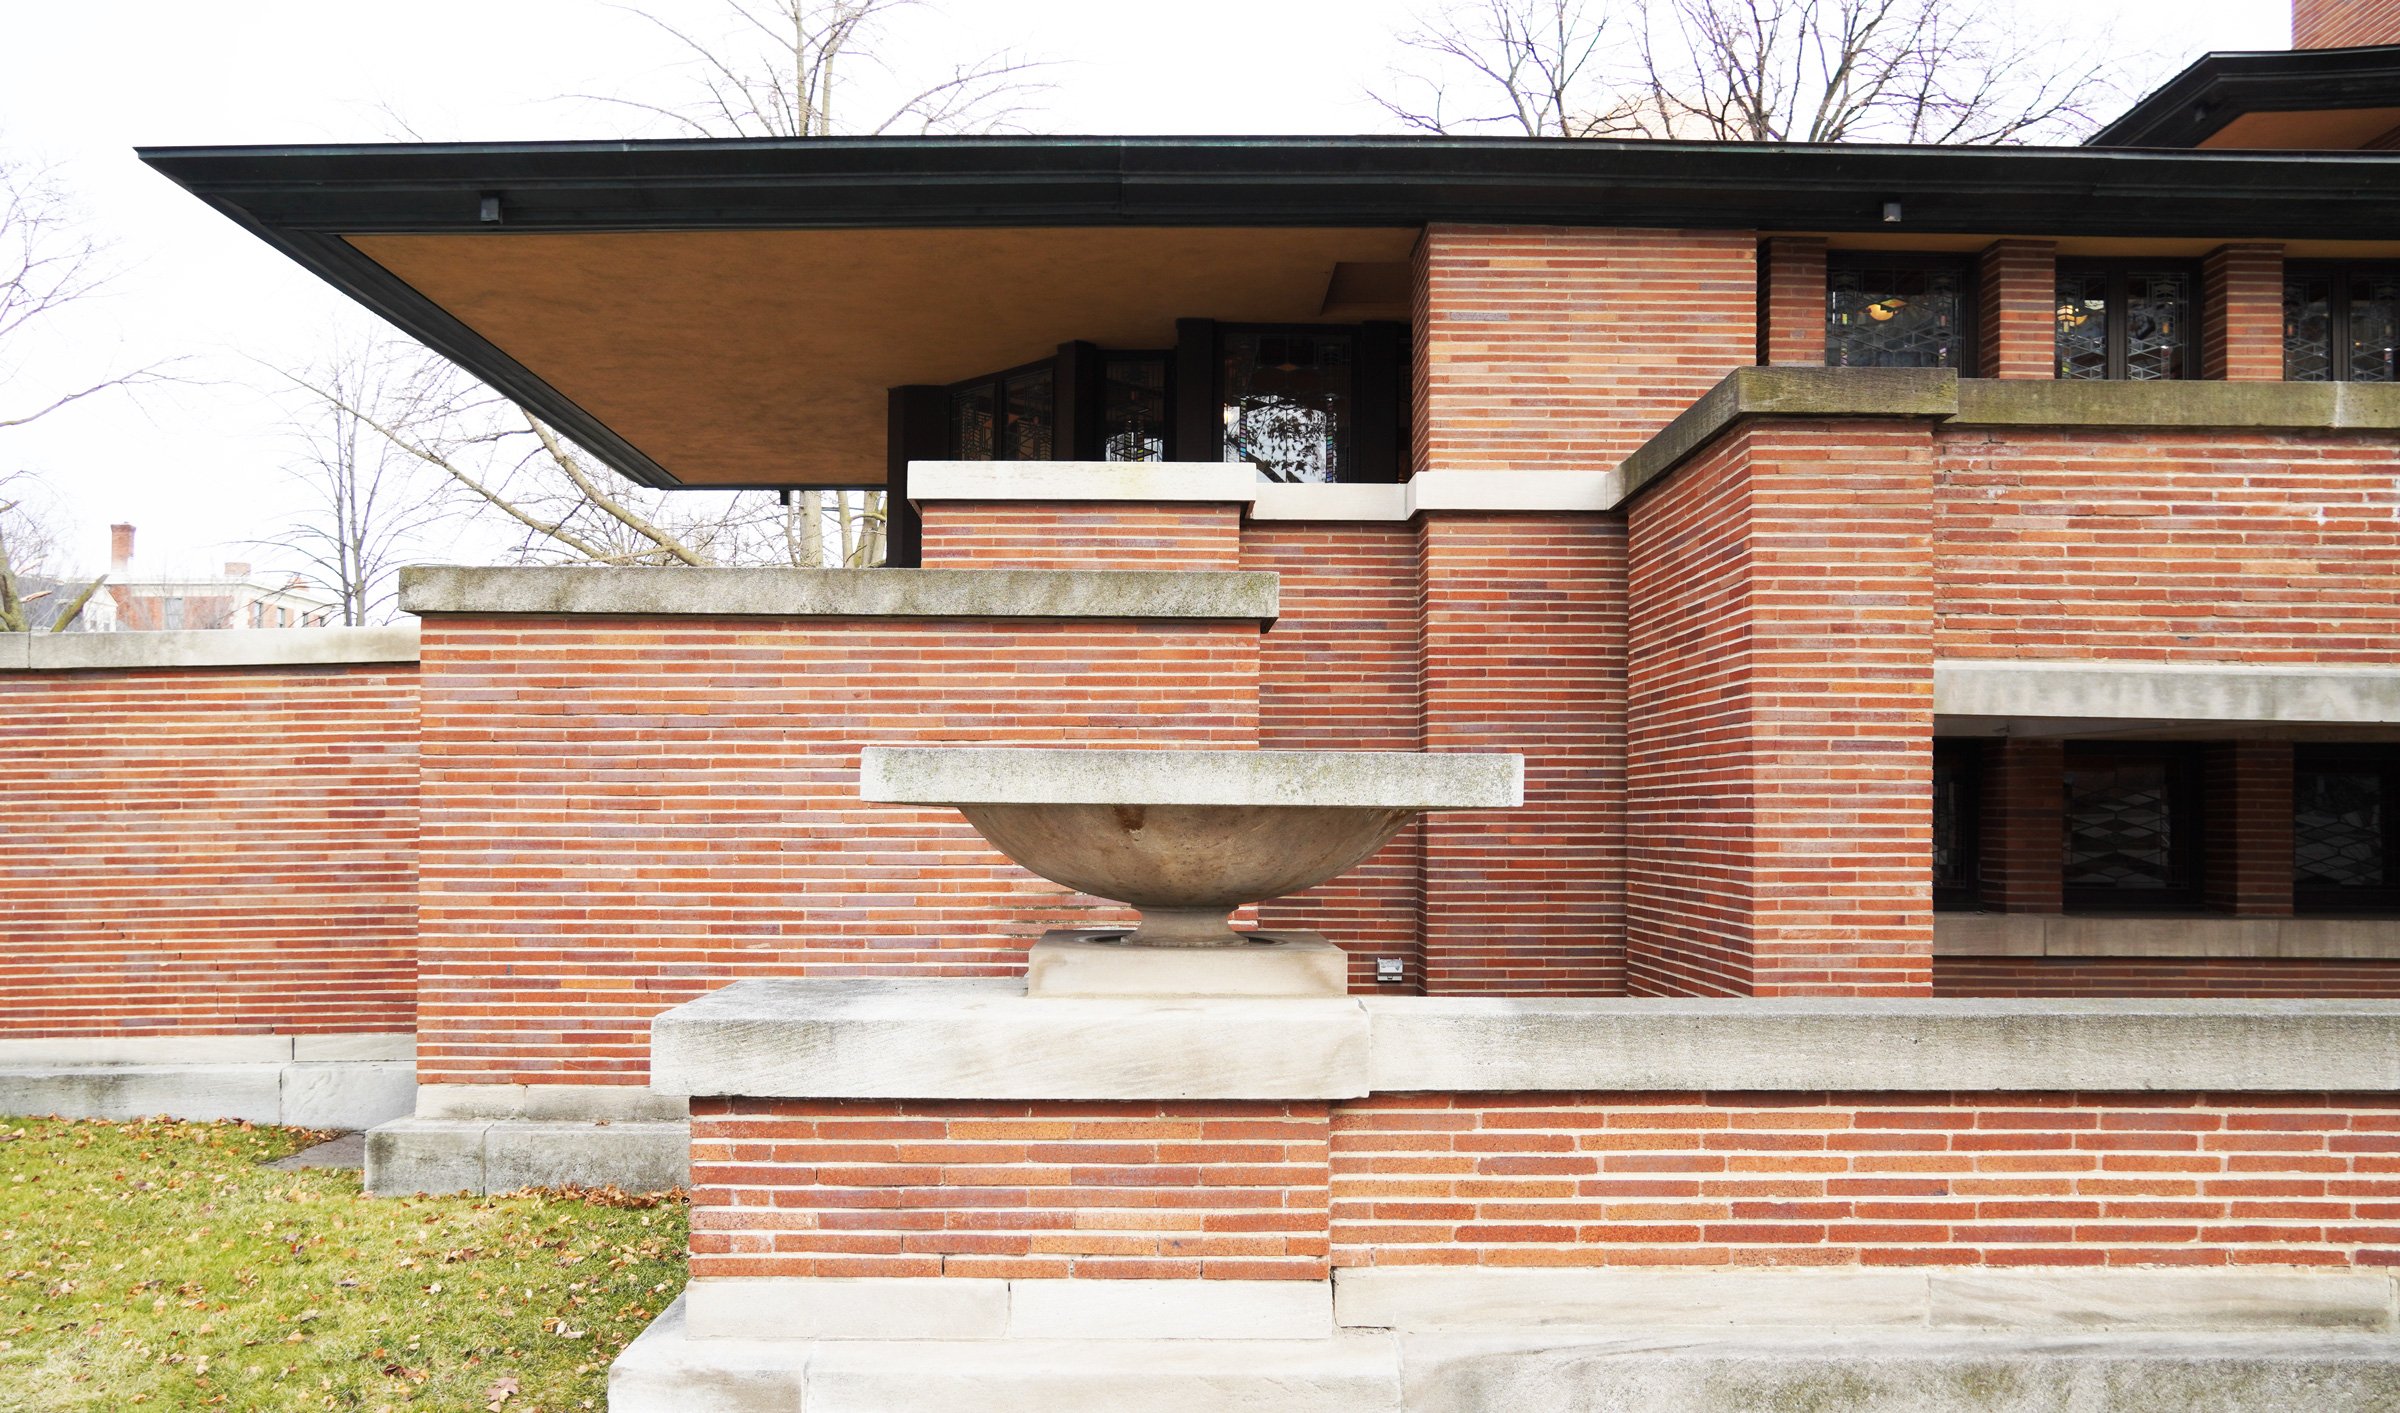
[2090,44,2400,149]
[141,136,2400,490]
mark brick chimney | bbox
[223,561,251,579]
[110,523,135,574]
[2292,0,2400,47]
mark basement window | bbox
[1826,255,1975,372]
[2296,746,2400,912]
[2055,263,2197,381]
[2062,744,2204,911]
[2285,264,2399,382]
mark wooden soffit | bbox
[346,226,1420,489]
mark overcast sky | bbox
[0,0,2292,579]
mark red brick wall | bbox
[920,502,1242,570]
[1937,957,2400,999]
[1333,1091,2400,1268]
[1759,237,1828,366]
[1934,428,2400,662]
[1979,739,2064,912]
[1977,240,2057,379]
[1626,423,1937,998]
[2202,245,2284,381]
[1418,514,1628,995]
[2206,742,2296,916]
[689,1098,1330,1280]
[415,616,1257,1084]
[2293,0,2400,46]
[1245,524,1426,991]
[0,664,417,1038]
[1414,225,1758,473]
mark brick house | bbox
[5,2,2400,1404]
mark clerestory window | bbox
[1826,255,1975,372]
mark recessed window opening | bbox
[2296,746,2400,912]
[2063,744,2204,911]
[1826,255,1974,372]
[2056,262,2197,381]
[2286,264,2399,383]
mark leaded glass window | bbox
[951,382,995,460]
[2063,746,2201,910]
[1221,328,1354,484]
[2285,265,2399,382]
[2296,748,2400,910]
[1827,258,1971,371]
[1103,355,1169,462]
[947,362,1053,461]
[1000,367,1052,461]
[2055,264,2193,381]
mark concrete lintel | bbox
[859,746,1524,808]
[1248,482,1411,521]
[396,565,1279,621]
[1952,378,2400,430]
[1335,1266,2396,1334]
[910,461,1260,504]
[5,625,419,672]
[1407,469,1625,515]
[1364,996,2400,1092]
[650,978,1371,1101]
[1934,659,2400,725]
[1617,366,1958,500]
[1936,913,2400,960]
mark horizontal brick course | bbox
[1935,957,2400,999]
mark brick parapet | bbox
[1976,239,2058,379]
[920,501,1243,570]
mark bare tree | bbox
[0,147,176,433]
[584,0,1053,139]
[1375,0,2133,145]
[0,471,103,634]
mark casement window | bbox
[2062,744,2205,911]
[2055,263,2198,381]
[940,322,1405,482]
[1825,255,1975,373]
[1932,740,1982,912]
[2285,264,2399,383]
[2296,746,2400,912]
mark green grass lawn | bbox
[0,1116,686,1411]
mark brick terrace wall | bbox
[1935,958,2400,999]
[1333,1091,2400,1269]
[0,664,417,1037]
[690,1099,1330,1280]
[1418,514,1628,994]
[414,616,1256,1084]
[1625,423,1937,998]
[919,502,1242,570]
[2293,0,2400,46]
[1759,237,1827,366]
[1413,225,1758,474]
[1245,524,1426,992]
[1934,428,2400,662]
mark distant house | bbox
[11,572,117,632]
[99,523,337,631]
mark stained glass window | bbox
[2063,747,2200,909]
[1221,328,1354,484]
[2296,748,2399,910]
[1103,355,1169,462]
[2056,271,2110,380]
[2056,265,2191,381]
[1827,260,1969,370]
[947,364,1052,461]
[1001,367,1053,461]
[2285,265,2398,382]
[951,382,995,460]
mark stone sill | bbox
[908,463,1621,522]
[396,565,1277,621]
[1934,659,2400,727]
[650,978,2400,1101]
[0,625,419,672]
[1936,913,2400,960]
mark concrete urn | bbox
[859,747,1523,995]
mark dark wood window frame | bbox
[2062,742,2207,913]
[2295,744,2400,913]
[1825,252,1980,376]
[2053,259,2202,382]
[2285,261,2400,383]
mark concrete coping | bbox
[1617,367,2400,503]
[0,625,419,671]
[1933,659,2400,726]
[858,746,1525,808]
[650,979,2400,1100]
[396,565,1277,621]
[910,462,1620,522]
